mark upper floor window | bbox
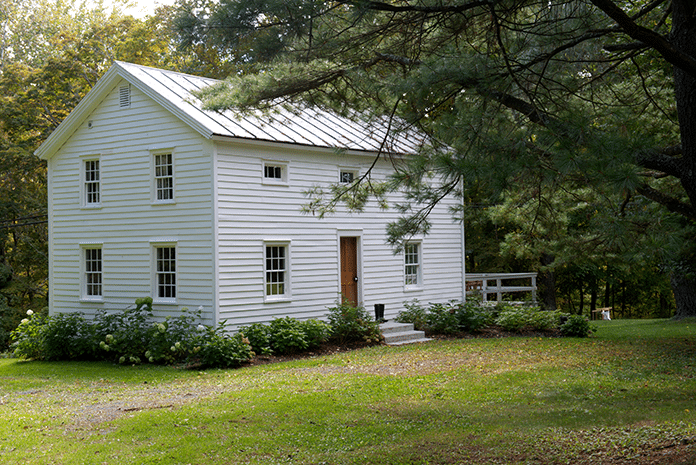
[154,153,174,202]
[404,242,421,288]
[84,159,100,206]
[340,169,358,184]
[262,161,288,185]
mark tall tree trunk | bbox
[671,268,696,319]
[670,0,696,318]
[538,253,557,310]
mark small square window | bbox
[262,162,288,185]
[340,170,355,183]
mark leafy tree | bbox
[176,0,696,317]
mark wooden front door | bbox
[340,236,359,306]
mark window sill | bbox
[80,297,104,303]
[404,286,424,293]
[81,204,102,210]
[153,298,178,305]
[262,179,289,187]
[151,200,177,206]
[264,296,292,304]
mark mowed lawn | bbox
[0,319,694,464]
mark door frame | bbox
[337,229,363,305]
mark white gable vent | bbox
[119,84,131,108]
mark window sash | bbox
[154,153,174,201]
[84,248,102,297]
[156,247,176,299]
[264,165,283,179]
[265,245,287,296]
[84,160,100,204]
[404,243,420,286]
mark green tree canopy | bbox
[176,0,696,317]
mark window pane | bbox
[85,160,100,204]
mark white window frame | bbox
[152,243,177,304]
[262,161,289,186]
[81,156,101,208]
[80,244,103,302]
[152,151,175,204]
[339,167,359,184]
[404,241,423,290]
[264,241,291,302]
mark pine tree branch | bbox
[636,183,696,221]
[635,147,684,178]
[590,0,696,77]
[344,0,491,14]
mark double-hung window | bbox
[264,243,290,300]
[154,153,174,202]
[155,246,176,300]
[84,159,100,206]
[82,245,103,300]
[404,242,422,288]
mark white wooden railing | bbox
[465,273,538,303]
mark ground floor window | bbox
[265,243,290,300]
[404,242,421,287]
[155,246,176,300]
[83,247,102,298]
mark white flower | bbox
[21,319,29,325]
[170,345,177,352]
[197,306,204,312]
[197,324,206,332]
[157,323,166,334]
[26,310,34,316]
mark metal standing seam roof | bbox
[117,61,424,154]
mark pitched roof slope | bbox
[37,61,424,160]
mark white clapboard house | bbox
[36,61,465,328]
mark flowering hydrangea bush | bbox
[10,298,253,368]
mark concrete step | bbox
[379,321,431,346]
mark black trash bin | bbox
[374,303,386,322]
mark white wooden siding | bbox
[47,79,216,323]
[215,140,464,329]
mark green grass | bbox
[1,319,695,464]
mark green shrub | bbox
[326,301,382,344]
[239,322,272,355]
[10,310,47,360]
[301,319,331,350]
[425,302,460,335]
[455,301,494,332]
[10,298,255,368]
[269,317,309,354]
[192,324,254,368]
[396,300,428,330]
[41,312,95,361]
[560,315,596,337]
[495,305,565,332]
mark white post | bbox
[460,177,466,303]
